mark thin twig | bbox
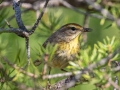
[5,19,12,28]
[83,11,90,43]
[112,66,120,72]
[113,76,119,90]
[58,0,120,29]
[43,70,82,79]
[59,0,113,21]
[43,50,118,79]
[2,8,32,28]
[0,0,50,70]
[29,0,50,35]
[84,0,114,20]
[23,37,31,69]
[3,57,38,79]
[104,74,120,90]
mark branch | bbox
[3,57,38,79]
[82,11,90,43]
[113,76,119,90]
[23,37,31,68]
[3,2,44,27]
[104,74,120,90]
[0,28,29,37]
[59,0,113,20]
[29,0,50,35]
[12,0,27,31]
[59,0,120,29]
[44,48,120,90]
[84,0,114,20]
[84,0,120,28]
[0,0,50,69]
[5,19,12,28]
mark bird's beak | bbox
[83,27,92,32]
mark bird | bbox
[43,23,92,71]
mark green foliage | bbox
[0,8,9,27]
[36,9,64,37]
[0,37,9,58]
[0,4,120,90]
[0,37,10,89]
[68,36,120,89]
[69,36,119,69]
[35,43,58,62]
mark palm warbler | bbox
[43,23,92,69]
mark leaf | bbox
[103,24,112,30]
[82,74,91,80]
[100,18,105,25]
[69,61,80,69]
[110,36,115,46]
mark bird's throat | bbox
[58,35,80,55]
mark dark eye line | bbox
[70,27,76,31]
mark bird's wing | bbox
[42,33,59,48]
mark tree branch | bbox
[104,74,120,90]
[0,28,29,37]
[84,0,114,20]
[44,47,120,90]
[29,0,50,35]
[3,57,38,79]
[12,0,27,31]
[59,0,113,20]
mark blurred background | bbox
[0,0,120,90]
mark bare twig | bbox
[12,0,27,31]
[3,8,32,28]
[5,19,12,28]
[43,50,118,79]
[29,0,50,35]
[111,61,120,72]
[104,74,120,90]
[83,12,89,28]
[42,54,49,77]
[113,76,119,90]
[12,0,31,69]
[84,0,120,28]
[23,37,31,68]
[43,70,81,79]
[59,0,113,20]
[3,57,38,79]
[0,28,29,37]
[0,0,50,69]
[112,66,120,72]
[83,11,90,43]
[3,0,49,69]
[84,0,114,20]
[60,0,120,29]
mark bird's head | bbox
[57,23,92,42]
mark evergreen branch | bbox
[3,57,38,79]
[44,48,120,90]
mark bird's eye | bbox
[71,27,76,31]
